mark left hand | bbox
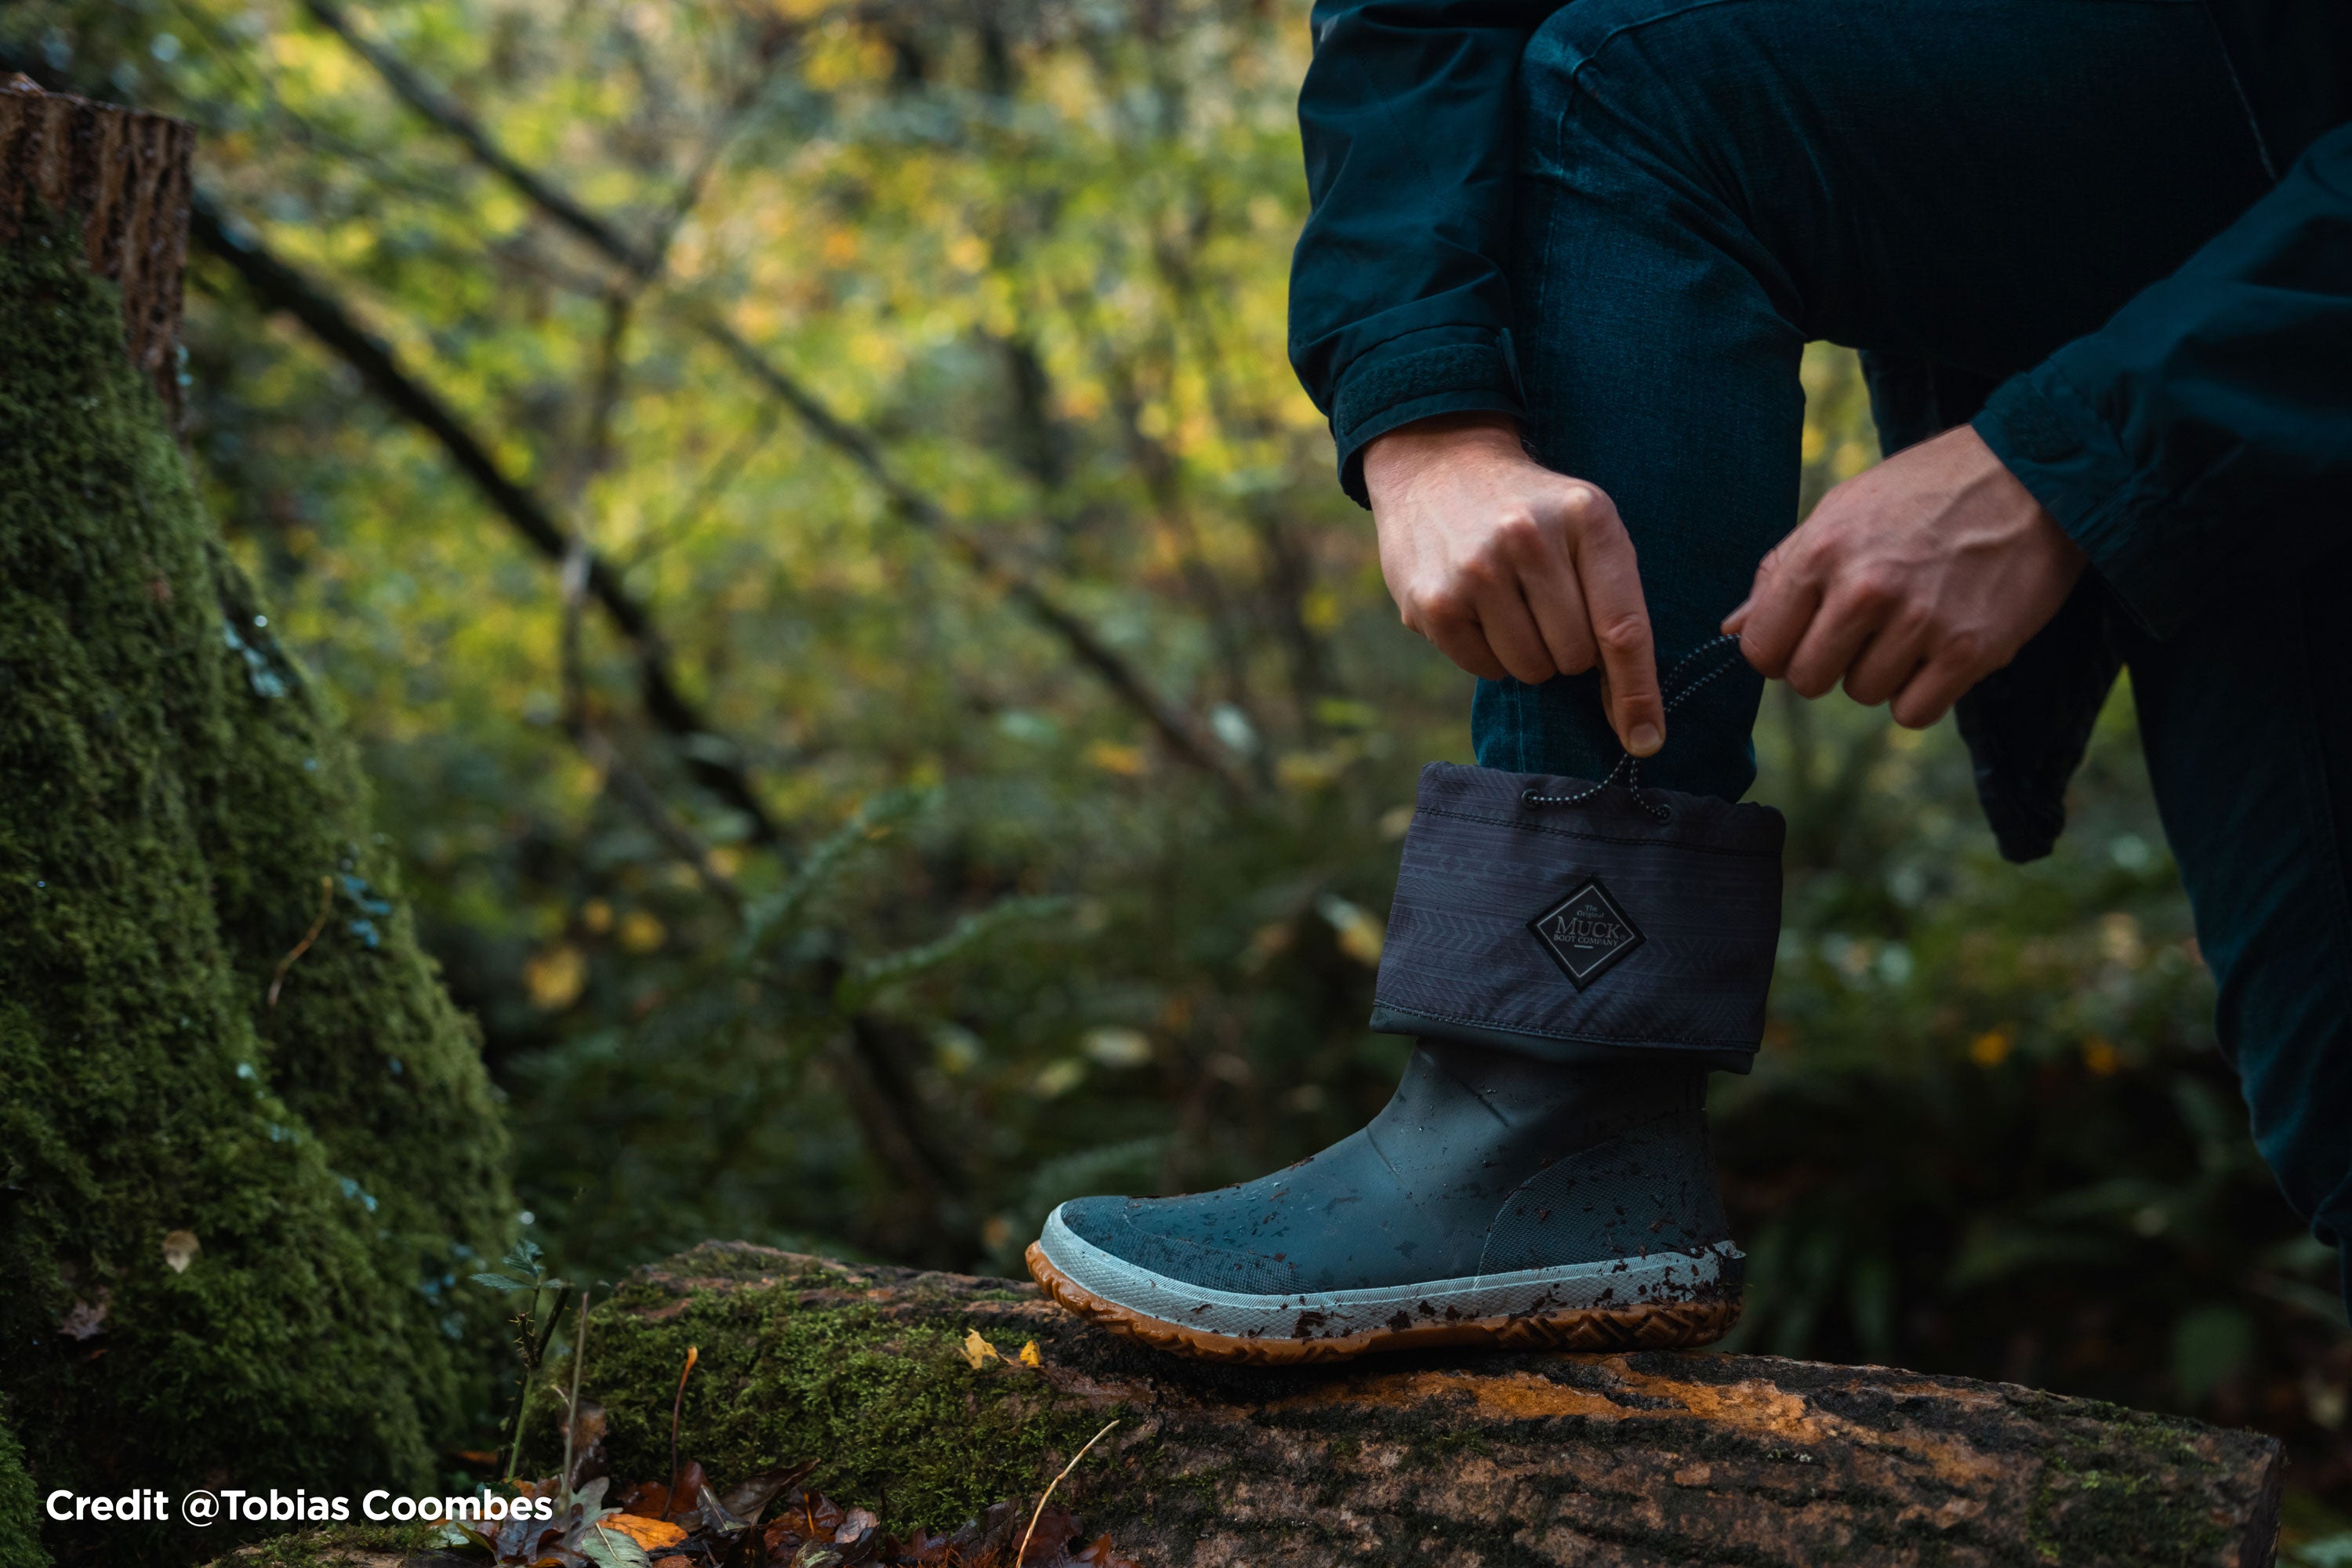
[1724,425,2088,729]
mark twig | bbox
[1016,1420,1120,1566]
[666,1345,699,1519]
[187,198,785,848]
[560,519,744,912]
[558,1288,591,1506]
[266,874,336,1008]
[502,1284,573,1485]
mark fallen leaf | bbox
[574,1519,651,1568]
[1018,1341,1043,1369]
[961,1329,1002,1369]
[162,1229,200,1274]
[598,1515,686,1552]
[716,1461,815,1522]
[657,1461,707,1524]
[1017,1503,1083,1563]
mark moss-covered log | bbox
[0,82,513,1567]
[541,1245,2284,1567]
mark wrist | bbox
[1363,413,1526,506]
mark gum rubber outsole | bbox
[1026,1241,1743,1365]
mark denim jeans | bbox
[1474,0,2352,1300]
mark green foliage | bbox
[0,210,511,1563]
[0,1414,46,1568]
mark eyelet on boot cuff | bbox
[1370,761,1784,1073]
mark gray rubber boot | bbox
[1029,1041,1739,1362]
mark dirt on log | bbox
[552,1244,2284,1568]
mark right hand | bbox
[1363,413,1664,757]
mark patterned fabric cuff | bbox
[1371,762,1784,1071]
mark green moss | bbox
[0,1413,48,1568]
[198,1523,441,1568]
[0,209,513,1566]
[543,1259,1109,1533]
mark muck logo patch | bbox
[1528,877,1643,989]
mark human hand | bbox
[1724,424,2087,729]
[1363,414,1664,757]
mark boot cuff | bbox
[1372,762,1784,1072]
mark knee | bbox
[1520,0,1752,94]
[1515,0,1777,170]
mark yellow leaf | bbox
[1086,740,1146,778]
[524,946,588,1011]
[1968,1027,2015,1068]
[619,909,667,954]
[1018,1341,1042,1368]
[961,1329,1002,1370]
[1316,895,1385,967]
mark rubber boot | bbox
[1029,760,1784,1363]
[1029,1042,1738,1361]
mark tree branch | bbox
[188,196,785,846]
[300,0,1247,793]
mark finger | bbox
[1842,618,1929,708]
[1782,582,1890,699]
[1733,547,1821,679]
[1419,614,1512,682]
[1519,551,1601,677]
[1721,599,1751,635]
[1888,654,1978,730]
[1566,505,1663,756]
[1472,582,1562,686]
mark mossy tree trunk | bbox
[555,1247,2282,1568]
[0,81,514,1567]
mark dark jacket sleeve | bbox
[1975,123,2352,639]
[1288,0,1562,505]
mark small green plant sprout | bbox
[472,1239,575,1483]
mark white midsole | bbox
[1037,1205,1740,1344]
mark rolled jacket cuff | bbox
[1973,368,2192,641]
[1372,761,1785,1072]
[1329,328,1525,506]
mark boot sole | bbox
[1025,1211,1742,1366]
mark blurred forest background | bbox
[9,0,2351,1546]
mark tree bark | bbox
[0,75,192,426]
[568,1246,2282,1568]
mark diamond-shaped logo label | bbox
[1528,877,1644,989]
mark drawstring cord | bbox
[1519,633,1748,820]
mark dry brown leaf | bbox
[600,1515,687,1552]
